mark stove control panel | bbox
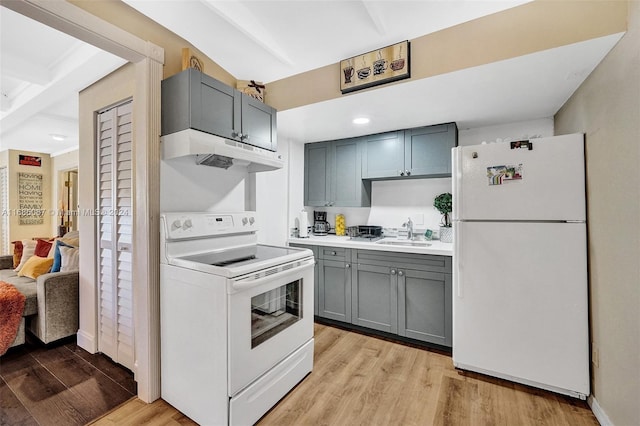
[162,212,258,240]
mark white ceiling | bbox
[0,1,625,155]
[0,7,126,156]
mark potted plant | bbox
[434,192,453,243]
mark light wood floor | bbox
[92,323,598,426]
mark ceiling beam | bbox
[201,0,294,67]
[1,51,52,86]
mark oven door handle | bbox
[231,258,315,292]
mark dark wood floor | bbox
[0,333,136,426]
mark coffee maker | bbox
[313,211,330,235]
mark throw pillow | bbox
[47,238,58,258]
[17,255,54,279]
[51,240,75,273]
[11,241,23,268]
[34,239,53,257]
[14,240,37,273]
[59,245,80,272]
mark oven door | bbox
[228,257,314,396]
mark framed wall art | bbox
[340,40,410,94]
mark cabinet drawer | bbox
[319,247,350,262]
[354,250,451,273]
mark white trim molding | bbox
[589,396,613,426]
[2,0,165,403]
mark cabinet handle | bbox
[331,251,337,256]
[398,270,404,276]
[406,170,411,176]
[232,130,240,138]
[241,134,249,141]
[390,269,397,275]
[345,263,351,269]
[399,171,405,176]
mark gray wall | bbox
[555,2,639,425]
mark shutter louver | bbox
[97,100,134,370]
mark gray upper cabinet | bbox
[162,68,277,151]
[361,131,405,179]
[304,138,371,207]
[240,94,277,151]
[304,142,331,206]
[405,123,458,177]
[361,123,458,179]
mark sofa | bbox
[0,254,79,347]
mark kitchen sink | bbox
[375,239,432,247]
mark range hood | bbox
[161,129,283,172]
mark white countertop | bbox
[288,234,453,256]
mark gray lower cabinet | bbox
[398,268,452,347]
[288,243,319,315]
[351,263,398,333]
[317,246,352,322]
[318,259,352,322]
[352,250,452,347]
[298,244,452,347]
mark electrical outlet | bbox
[592,347,599,368]
[411,213,424,225]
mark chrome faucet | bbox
[403,217,414,240]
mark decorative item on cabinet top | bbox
[181,48,204,72]
[237,80,265,103]
[340,40,410,94]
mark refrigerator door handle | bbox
[452,147,462,221]
[454,223,463,298]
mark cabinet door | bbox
[304,142,332,207]
[398,269,452,347]
[197,71,241,141]
[362,131,405,179]
[331,138,369,207]
[241,94,277,151]
[352,263,398,333]
[405,123,457,177]
[318,259,351,322]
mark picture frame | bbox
[340,40,410,94]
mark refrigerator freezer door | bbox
[453,221,589,397]
[452,134,585,221]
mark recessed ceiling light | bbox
[352,117,370,125]
[50,134,66,141]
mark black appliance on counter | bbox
[349,225,383,242]
[313,211,330,235]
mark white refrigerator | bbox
[452,133,590,399]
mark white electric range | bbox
[160,212,315,425]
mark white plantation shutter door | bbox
[0,167,8,255]
[97,100,134,370]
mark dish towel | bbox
[0,281,26,355]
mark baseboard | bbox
[76,329,97,353]
[589,395,613,426]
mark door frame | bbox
[1,0,164,402]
